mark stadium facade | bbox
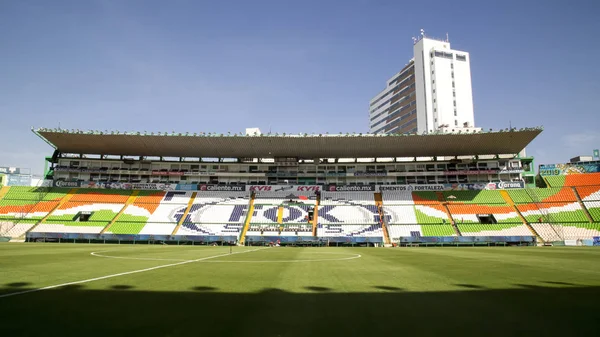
[0,126,599,247]
[369,33,476,135]
[34,127,539,188]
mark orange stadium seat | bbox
[564,172,600,187]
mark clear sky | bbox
[1,0,599,175]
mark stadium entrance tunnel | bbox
[0,285,598,337]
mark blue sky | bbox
[1,0,599,175]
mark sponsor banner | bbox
[132,183,177,191]
[152,170,184,176]
[581,239,594,247]
[246,185,321,192]
[6,174,32,186]
[0,167,20,175]
[245,236,322,243]
[564,239,579,246]
[351,172,387,177]
[326,185,376,192]
[53,180,81,188]
[378,184,445,192]
[444,170,498,175]
[397,236,535,243]
[176,184,198,191]
[26,232,238,242]
[183,171,211,176]
[387,171,445,177]
[498,169,524,174]
[593,237,600,246]
[485,181,525,190]
[198,184,246,192]
[54,167,103,173]
[443,183,488,191]
[539,163,600,176]
[325,172,347,177]
[77,181,177,191]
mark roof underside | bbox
[35,129,542,159]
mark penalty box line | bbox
[0,247,268,299]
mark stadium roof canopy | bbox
[33,128,542,159]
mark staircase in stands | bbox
[311,193,320,236]
[499,190,544,244]
[0,186,10,202]
[239,193,256,245]
[571,187,595,223]
[436,192,461,236]
[374,192,391,245]
[27,188,79,234]
[101,190,139,234]
[171,192,197,235]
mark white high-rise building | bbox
[370,33,479,134]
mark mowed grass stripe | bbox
[1,244,600,336]
[0,244,264,296]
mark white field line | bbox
[0,247,268,299]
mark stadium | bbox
[1,126,600,336]
[1,6,599,334]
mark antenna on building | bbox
[412,36,417,44]
[420,29,425,37]
[446,32,449,42]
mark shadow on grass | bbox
[454,283,485,289]
[0,285,598,337]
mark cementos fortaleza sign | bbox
[79,181,177,190]
[378,184,445,192]
[246,185,321,192]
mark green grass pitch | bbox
[1,243,599,337]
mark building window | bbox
[434,118,437,122]
[453,101,456,106]
[451,72,454,78]
[455,120,458,126]
[456,54,466,61]
[452,81,455,88]
[432,70,434,74]
[454,110,457,116]
[434,99,436,103]
[453,91,456,97]
[451,63,454,69]
[434,108,437,112]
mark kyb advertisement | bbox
[246,185,321,192]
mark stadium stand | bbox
[2,181,599,244]
[314,192,383,238]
